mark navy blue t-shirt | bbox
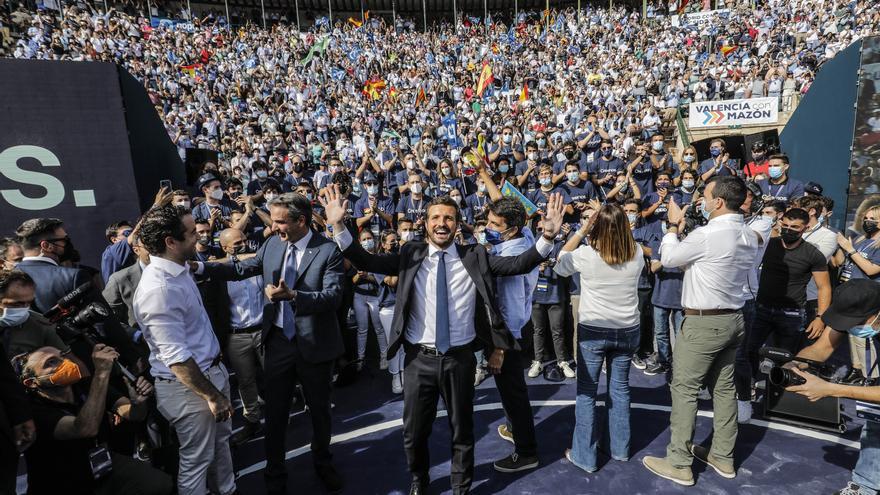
[353,194,396,235]
[534,241,567,305]
[632,224,659,290]
[631,158,655,197]
[648,236,684,309]
[756,178,806,203]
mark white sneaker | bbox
[474,367,489,386]
[559,361,576,378]
[528,360,543,378]
[379,357,388,370]
[737,400,752,424]
[391,373,403,394]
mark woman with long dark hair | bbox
[554,202,644,473]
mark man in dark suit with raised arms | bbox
[321,184,566,495]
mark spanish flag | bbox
[348,17,363,28]
[720,45,737,57]
[363,78,386,100]
[476,62,493,97]
[388,86,399,101]
[519,84,529,102]
[180,63,201,77]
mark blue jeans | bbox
[854,420,880,494]
[570,323,640,472]
[653,306,684,365]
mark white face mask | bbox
[682,179,695,189]
[360,239,375,251]
[264,193,277,202]
[527,152,538,161]
[441,167,451,176]
[410,183,423,194]
[652,141,664,151]
[406,160,416,170]
[209,188,224,200]
[0,307,30,327]
[175,200,191,209]
[400,231,415,242]
[450,195,462,204]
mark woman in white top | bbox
[554,202,644,474]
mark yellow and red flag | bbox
[348,17,363,28]
[720,44,737,57]
[519,84,529,102]
[476,62,493,97]
[362,78,386,100]
[415,86,427,107]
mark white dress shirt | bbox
[743,215,773,301]
[274,229,313,329]
[660,213,761,311]
[333,228,554,347]
[133,255,221,380]
[20,255,58,266]
[802,223,838,261]
[227,274,265,329]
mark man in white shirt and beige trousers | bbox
[133,206,236,495]
[643,176,762,487]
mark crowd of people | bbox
[2,0,880,495]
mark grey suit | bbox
[103,262,143,328]
[202,231,344,492]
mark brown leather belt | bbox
[683,308,740,316]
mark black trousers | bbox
[491,341,538,457]
[402,343,476,494]
[637,287,655,357]
[263,328,335,492]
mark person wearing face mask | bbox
[352,230,388,372]
[18,344,170,495]
[755,154,805,203]
[193,173,233,234]
[644,176,761,487]
[397,219,416,246]
[560,161,598,224]
[551,141,587,186]
[0,238,24,271]
[743,142,770,180]
[515,141,542,193]
[640,169,680,226]
[436,159,464,196]
[354,172,395,237]
[648,134,674,175]
[247,161,276,195]
[396,174,432,237]
[698,138,738,182]
[376,231,404,394]
[738,208,831,420]
[677,170,698,204]
[782,279,880,495]
[527,164,574,230]
[622,199,658,370]
[171,190,192,210]
[0,270,67,358]
[466,176,493,221]
[217,228,266,446]
[590,139,626,195]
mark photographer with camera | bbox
[785,279,880,495]
[0,270,67,358]
[17,344,171,495]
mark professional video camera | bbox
[758,347,851,433]
[681,198,706,236]
[745,181,765,215]
[759,347,847,387]
[42,282,137,383]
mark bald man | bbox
[216,228,267,445]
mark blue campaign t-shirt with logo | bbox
[648,236,684,309]
[353,194,396,235]
[395,193,432,221]
[839,237,880,282]
[527,187,572,214]
[632,223,660,290]
[697,158,738,177]
[631,157,656,196]
[641,190,683,225]
[533,241,567,305]
[514,160,540,193]
[756,177,806,203]
[465,192,491,220]
[589,156,625,187]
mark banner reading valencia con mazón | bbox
[688,97,779,129]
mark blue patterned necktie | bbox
[435,251,450,354]
[281,244,297,340]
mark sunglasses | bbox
[683,152,696,155]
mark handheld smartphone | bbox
[159,179,172,190]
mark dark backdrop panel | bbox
[846,36,880,226]
[0,60,185,267]
[780,39,862,231]
[0,60,142,268]
[119,68,187,210]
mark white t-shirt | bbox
[555,244,644,328]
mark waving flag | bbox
[441,112,461,148]
[348,17,363,28]
[519,84,529,102]
[500,182,538,217]
[415,85,427,107]
[475,62,493,97]
[363,78,387,100]
[720,44,737,57]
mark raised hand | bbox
[319,184,349,229]
[540,192,565,240]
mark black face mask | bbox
[57,238,81,264]
[293,164,304,173]
[779,227,802,245]
[197,236,211,247]
[864,220,880,237]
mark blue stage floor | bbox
[229,364,864,495]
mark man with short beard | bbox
[322,184,565,495]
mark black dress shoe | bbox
[315,464,344,493]
[409,481,429,495]
[230,420,262,447]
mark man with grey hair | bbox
[196,192,346,495]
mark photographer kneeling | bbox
[15,344,172,495]
[785,279,880,495]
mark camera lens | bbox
[769,366,806,387]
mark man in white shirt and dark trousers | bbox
[643,176,761,487]
[133,206,236,495]
[218,228,266,445]
[322,186,565,495]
